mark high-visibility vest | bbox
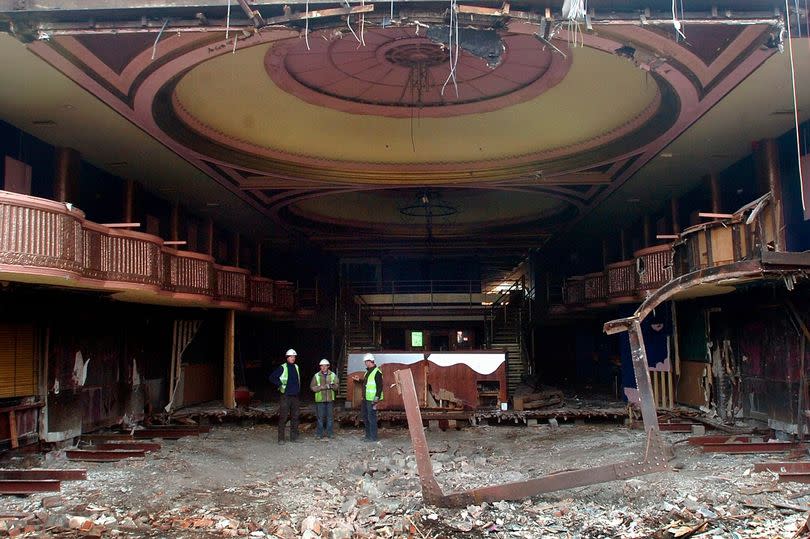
[364,367,383,401]
[279,363,300,394]
[314,371,337,402]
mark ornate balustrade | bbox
[249,276,274,311]
[634,244,673,292]
[274,280,296,311]
[0,191,298,313]
[584,271,608,306]
[563,276,585,307]
[606,259,638,302]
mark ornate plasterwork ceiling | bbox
[23,9,778,254]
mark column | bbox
[670,197,681,234]
[755,138,786,250]
[707,173,722,214]
[123,178,136,223]
[223,310,236,409]
[53,147,80,203]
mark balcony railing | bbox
[634,244,673,292]
[0,191,298,312]
[606,260,638,301]
[673,195,774,278]
[584,271,607,305]
[548,195,777,316]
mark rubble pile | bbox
[0,423,807,538]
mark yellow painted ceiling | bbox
[174,39,660,164]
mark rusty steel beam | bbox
[754,462,810,473]
[0,480,60,494]
[82,434,134,442]
[138,424,211,432]
[66,449,145,461]
[701,442,806,453]
[689,435,757,446]
[778,473,810,483]
[394,368,671,508]
[0,469,86,481]
[133,429,201,439]
[93,442,161,452]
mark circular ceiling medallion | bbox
[265,27,571,117]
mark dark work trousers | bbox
[278,394,300,441]
[315,401,334,438]
[361,399,378,441]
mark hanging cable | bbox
[440,0,459,97]
[359,0,366,47]
[305,0,311,50]
[226,0,232,40]
[151,18,170,60]
[232,33,239,53]
[346,1,361,44]
[785,1,806,211]
[671,0,686,41]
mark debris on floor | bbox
[0,423,808,538]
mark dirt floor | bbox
[0,421,808,538]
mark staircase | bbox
[487,286,531,396]
[335,292,377,399]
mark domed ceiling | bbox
[25,5,779,255]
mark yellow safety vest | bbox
[315,372,337,402]
[364,366,383,401]
[279,363,300,394]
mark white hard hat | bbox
[285,349,297,356]
[319,359,330,366]
[363,352,375,363]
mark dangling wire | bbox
[440,0,459,97]
[305,0,311,50]
[359,0,366,47]
[151,18,170,60]
[232,33,238,53]
[347,2,361,44]
[226,0,232,40]
[671,0,686,41]
[784,0,806,211]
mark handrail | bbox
[0,190,298,312]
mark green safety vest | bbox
[315,371,337,402]
[279,363,300,394]
[364,366,383,402]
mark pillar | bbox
[642,215,653,247]
[232,232,241,267]
[707,173,722,213]
[54,147,80,203]
[670,197,681,234]
[755,138,786,250]
[123,178,136,223]
[223,310,236,409]
[170,202,181,243]
[205,217,215,256]
[619,229,629,260]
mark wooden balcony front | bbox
[606,259,638,303]
[634,244,673,293]
[584,271,608,306]
[0,191,297,313]
[563,276,585,308]
[673,195,775,278]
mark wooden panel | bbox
[349,359,506,411]
[182,363,220,405]
[676,360,709,407]
[709,226,735,266]
[0,324,37,398]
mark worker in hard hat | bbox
[352,352,383,442]
[270,348,301,444]
[310,358,338,439]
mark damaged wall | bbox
[675,285,810,432]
